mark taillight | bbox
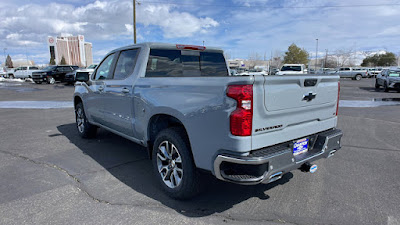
[176,44,206,51]
[227,85,253,136]
[336,81,340,116]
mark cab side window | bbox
[94,53,116,80]
[113,49,139,80]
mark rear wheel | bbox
[75,102,97,138]
[34,81,42,84]
[355,74,362,81]
[152,127,199,199]
[9,74,14,79]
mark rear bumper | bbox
[213,129,343,185]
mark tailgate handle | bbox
[304,79,318,87]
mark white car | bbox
[14,66,39,79]
[0,67,6,77]
[276,64,306,75]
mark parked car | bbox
[32,65,79,84]
[276,64,306,75]
[316,68,335,74]
[65,64,97,85]
[0,67,6,77]
[14,66,39,79]
[335,67,366,80]
[367,68,383,78]
[375,69,400,92]
[5,68,16,78]
[73,43,343,199]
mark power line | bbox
[141,1,400,9]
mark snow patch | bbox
[0,101,73,109]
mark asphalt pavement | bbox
[0,78,399,225]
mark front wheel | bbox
[34,81,42,84]
[375,82,380,90]
[384,82,389,92]
[75,103,97,138]
[47,76,55,84]
[152,127,199,199]
[9,74,14,79]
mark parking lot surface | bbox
[0,78,399,225]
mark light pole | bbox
[133,0,136,44]
[315,38,318,71]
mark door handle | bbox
[98,86,104,92]
[121,88,130,93]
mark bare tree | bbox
[247,52,262,69]
[270,50,283,68]
[335,48,353,67]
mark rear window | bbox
[145,49,228,77]
[281,66,301,72]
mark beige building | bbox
[47,34,93,67]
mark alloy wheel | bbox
[76,107,85,133]
[156,140,183,188]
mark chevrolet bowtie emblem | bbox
[303,92,316,102]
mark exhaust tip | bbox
[309,164,318,173]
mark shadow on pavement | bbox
[57,123,293,217]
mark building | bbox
[47,34,93,67]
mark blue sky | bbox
[1,0,400,65]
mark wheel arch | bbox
[146,114,192,161]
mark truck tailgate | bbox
[252,75,340,150]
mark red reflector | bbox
[176,44,206,51]
[227,85,253,136]
[336,81,340,116]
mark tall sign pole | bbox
[133,0,136,44]
[315,38,319,71]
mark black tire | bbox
[9,74,14,79]
[375,81,380,90]
[355,75,362,81]
[34,81,42,84]
[47,76,55,84]
[384,82,389,92]
[152,127,199,199]
[75,102,97,138]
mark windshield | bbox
[281,66,301,71]
[87,64,97,69]
[388,71,400,77]
[42,66,57,71]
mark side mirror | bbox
[76,72,89,82]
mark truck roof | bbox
[108,42,224,56]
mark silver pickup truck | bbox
[73,43,342,199]
[334,67,367,80]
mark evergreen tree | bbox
[361,52,397,67]
[49,56,56,65]
[60,56,67,65]
[283,44,309,65]
[5,55,13,68]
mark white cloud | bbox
[0,0,219,46]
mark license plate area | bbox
[293,138,309,156]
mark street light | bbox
[315,39,318,71]
[133,0,141,44]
